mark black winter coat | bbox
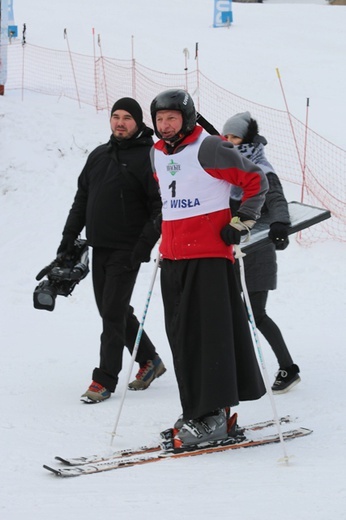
[231,138,290,292]
[242,172,290,292]
[61,125,161,251]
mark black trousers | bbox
[248,291,293,369]
[91,248,157,392]
[160,258,265,420]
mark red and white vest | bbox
[154,131,231,222]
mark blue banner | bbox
[213,0,233,28]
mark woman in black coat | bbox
[222,111,300,394]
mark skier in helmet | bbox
[150,89,268,448]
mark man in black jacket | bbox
[57,97,166,403]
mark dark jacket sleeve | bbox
[60,160,90,239]
[198,136,269,220]
[264,172,291,225]
[133,155,162,248]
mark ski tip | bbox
[43,464,62,476]
[54,456,73,465]
[299,427,313,435]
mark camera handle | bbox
[35,258,61,281]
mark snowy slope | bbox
[1,1,346,519]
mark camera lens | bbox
[33,281,58,311]
[37,292,55,307]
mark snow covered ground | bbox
[1,1,346,519]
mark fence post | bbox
[276,68,304,176]
[183,47,189,92]
[195,42,200,112]
[98,34,110,112]
[64,28,81,108]
[301,97,310,203]
[21,23,26,100]
[92,28,98,112]
[131,35,136,99]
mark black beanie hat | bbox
[110,97,143,128]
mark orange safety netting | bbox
[4,41,346,245]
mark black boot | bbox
[272,364,301,394]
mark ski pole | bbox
[234,244,290,463]
[109,248,161,447]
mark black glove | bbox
[269,222,289,250]
[220,216,256,246]
[131,240,152,267]
[221,224,241,246]
[57,235,76,256]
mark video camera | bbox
[33,239,89,311]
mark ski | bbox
[54,415,294,466]
[43,426,312,478]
